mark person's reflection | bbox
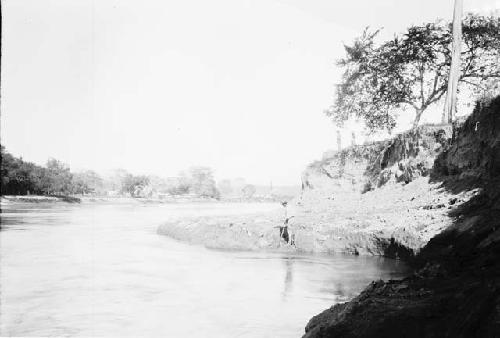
[282,258,294,300]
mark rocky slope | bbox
[303,96,500,337]
[302,124,451,194]
[293,121,471,257]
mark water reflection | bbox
[282,258,294,300]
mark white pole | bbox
[443,0,464,123]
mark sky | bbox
[2,0,500,185]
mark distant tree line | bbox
[1,146,296,201]
[1,146,103,196]
[1,146,221,199]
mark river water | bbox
[0,201,408,337]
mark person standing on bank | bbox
[278,201,295,246]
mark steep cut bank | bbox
[294,120,469,257]
[303,96,500,337]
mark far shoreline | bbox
[0,194,288,205]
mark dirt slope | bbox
[303,96,500,337]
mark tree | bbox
[72,170,103,195]
[121,174,150,197]
[106,169,130,192]
[165,176,191,195]
[147,175,167,193]
[187,166,220,199]
[46,158,73,195]
[326,14,500,132]
[0,146,86,196]
[241,184,256,199]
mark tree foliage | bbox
[241,184,256,199]
[72,170,104,195]
[326,14,500,131]
[1,146,222,199]
[165,176,191,196]
[1,146,77,195]
[120,174,150,197]
[1,147,105,196]
[187,166,220,199]
[45,158,73,194]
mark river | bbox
[0,201,408,337]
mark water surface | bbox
[0,201,408,337]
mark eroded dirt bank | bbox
[158,119,474,258]
[303,96,500,337]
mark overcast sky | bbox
[2,0,499,185]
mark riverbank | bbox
[0,195,225,205]
[157,177,474,256]
[303,96,500,337]
[1,195,81,203]
[0,195,285,205]
[157,211,286,251]
[156,97,500,336]
[157,121,474,257]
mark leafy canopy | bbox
[326,14,500,132]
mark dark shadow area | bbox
[380,237,416,262]
[303,96,500,337]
